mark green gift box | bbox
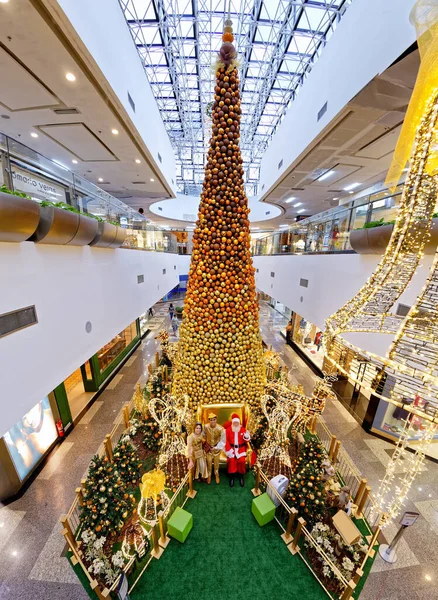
[167,507,193,543]
[251,493,276,527]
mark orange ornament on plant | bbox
[222,32,234,42]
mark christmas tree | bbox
[172,19,266,412]
[81,455,134,536]
[286,438,327,526]
[142,413,162,452]
[147,369,166,399]
[113,438,142,488]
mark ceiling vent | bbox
[52,107,80,115]
[131,181,146,185]
[0,306,38,339]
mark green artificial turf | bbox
[131,473,327,600]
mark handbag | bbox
[194,448,204,460]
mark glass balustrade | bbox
[0,132,177,253]
[252,185,406,256]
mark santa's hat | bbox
[231,413,240,423]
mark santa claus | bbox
[225,413,251,487]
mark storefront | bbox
[370,375,438,459]
[56,320,141,425]
[286,312,325,373]
[0,395,60,500]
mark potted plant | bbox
[0,184,40,243]
[89,219,127,248]
[350,214,438,254]
[29,200,100,246]
[175,306,183,319]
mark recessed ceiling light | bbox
[135,159,141,164]
[425,575,432,582]
[65,72,76,82]
[72,159,78,164]
[111,128,119,135]
[285,196,296,203]
[349,191,354,194]
[279,224,288,228]
[293,202,302,208]
[150,178,155,182]
[333,197,339,201]
[298,209,305,213]
[344,182,360,191]
[0,1,10,4]
[30,132,38,138]
[98,177,103,182]
[12,550,17,557]
[317,169,335,182]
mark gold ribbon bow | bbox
[139,469,166,501]
[386,0,438,189]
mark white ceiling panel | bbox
[39,123,117,162]
[0,47,59,111]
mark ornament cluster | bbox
[172,26,266,410]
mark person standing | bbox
[187,423,208,482]
[168,302,174,320]
[225,414,251,487]
[171,314,179,336]
[204,412,225,484]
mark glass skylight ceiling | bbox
[120,0,353,196]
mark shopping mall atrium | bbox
[2,0,438,598]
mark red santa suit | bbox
[225,414,250,475]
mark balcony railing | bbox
[252,185,404,256]
[0,131,177,253]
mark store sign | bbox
[3,397,57,481]
[11,167,65,201]
[400,511,419,527]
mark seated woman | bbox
[187,422,208,482]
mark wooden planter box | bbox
[350,218,438,254]
[89,222,127,248]
[0,191,40,243]
[29,206,98,246]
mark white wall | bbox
[150,194,282,223]
[55,0,176,194]
[259,0,417,198]
[0,244,179,437]
[254,253,433,357]
[177,254,192,276]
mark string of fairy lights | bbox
[324,91,438,424]
[323,88,438,526]
[371,417,437,527]
[148,393,193,467]
[258,393,302,467]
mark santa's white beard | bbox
[231,423,241,433]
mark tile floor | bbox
[0,301,436,599]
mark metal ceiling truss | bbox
[120,0,353,196]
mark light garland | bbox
[372,417,437,528]
[324,90,438,425]
[258,392,301,467]
[148,393,192,468]
[121,522,148,560]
